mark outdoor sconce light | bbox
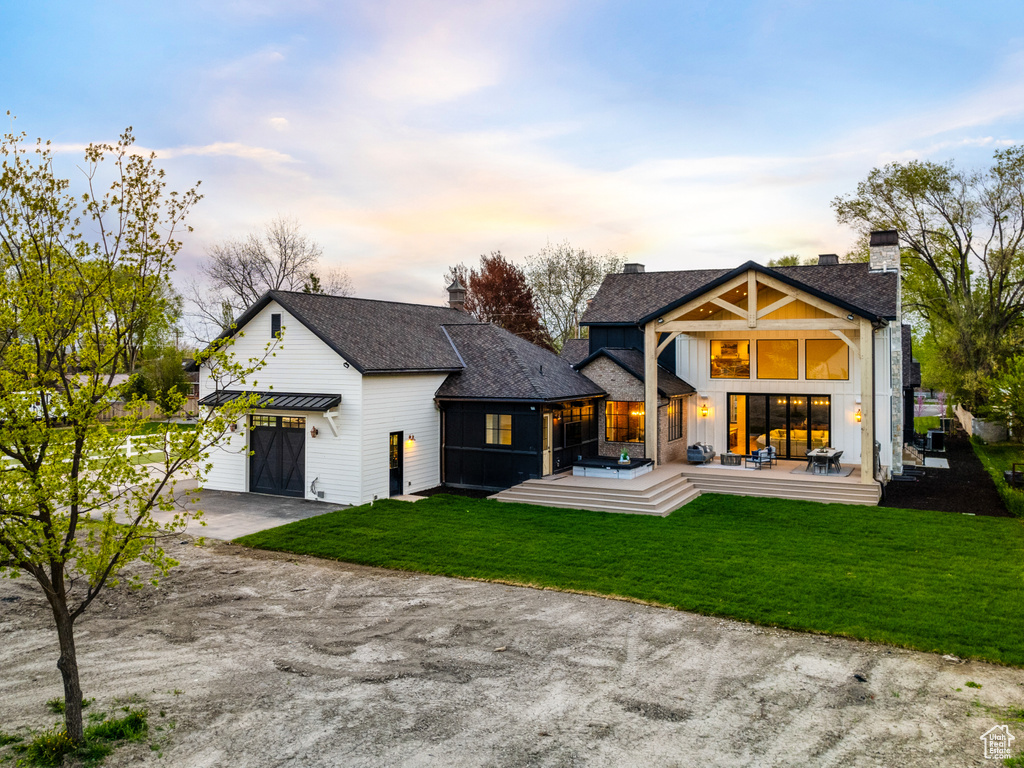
[699,404,709,418]
[855,409,862,423]
[310,426,319,438]
[407,434,415,443]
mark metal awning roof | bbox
[198,390,342,412]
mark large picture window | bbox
[605,401,645,443]
[757,339,798,380]
[806,339,849,380]
[710,340,750,378]
[485,414,512,445]
[667,397,684,442]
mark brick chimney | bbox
[623,263,645,274]
[447,279,466,311]
[817,254,839,265]
[869,230,900,273]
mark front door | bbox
[249,415,306,497]
[542,413,553,475]
[389,432,404,496]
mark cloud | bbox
[267,117,290,132]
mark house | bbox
[197,228,907,507]
[197,291,604,504]
[571,230,906,488]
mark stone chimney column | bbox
[869,230,900,273]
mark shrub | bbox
[21,726,76,767]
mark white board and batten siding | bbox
[361,374,448,501]
[675,326,895,471]
[200,300,364,505]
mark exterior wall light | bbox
[855,409,862,423]
[310,426,319,438]
[407,434,415,443]
[699,403,709,417]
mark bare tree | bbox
[526,241,624,350]
[188,217,352,338]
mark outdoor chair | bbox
[811,452,830,475]
[745,449,771,470]
[828,450,843,473]
[766,445,778,467]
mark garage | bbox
[249,415,306,497]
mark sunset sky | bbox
[4,1,1024,306]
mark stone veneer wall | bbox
[579,356,690,462]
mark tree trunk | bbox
[52,607,84,743]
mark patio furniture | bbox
[745,449,772,470]
[765,445,778,467]
[687,443,716,464]
[828,450,843,473]
[720,453,742,466]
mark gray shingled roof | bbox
[576,347,695,397]
[559,338,591,366]
[581,262,898,325]
[902,325,921,389]
[436,323,606,402]
[227,291,479,374]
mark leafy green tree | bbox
[767,254,805,266]
[525,241,623,350]
[0,124,269,744]
[986,347,1024,435]
[142,347,192,414]
[833,150,1024,409]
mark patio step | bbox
[678,468,880,506]
[493,472,700,516]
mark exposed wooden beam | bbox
[756,294,797,320]
[830,329,860,355]
[860,318,874,486]
[710,297,748,319]
[659,318,859,332]
[755,272,858,321]
[644,322,658,466]
[659,273,749,323]
[747,272,757,328]
[656,331,680,356]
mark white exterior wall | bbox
[676,328,894,467]
[361,374,447,501]
[200,300,365,505]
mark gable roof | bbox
[209,291,479,374]
[580,261,898,326]
[436,323,606,402]
[559,338,591,366]
[576,347,695,397]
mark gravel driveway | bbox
[2,539,1022,767]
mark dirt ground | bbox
[2,540,1023,768]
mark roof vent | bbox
[623,263,645,274]
[869,229,900,273]
[447,279,466,311]
[817,253,839,266]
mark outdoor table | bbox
[807,448,840,475]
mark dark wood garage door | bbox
[249,415,306,497]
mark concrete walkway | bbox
[156,480,343,540]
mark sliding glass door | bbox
[728,394,831,458]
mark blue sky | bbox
[4,0,1024,305]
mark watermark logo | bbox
[981,725,1015,760]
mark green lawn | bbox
[237,493,1024,666]
[972,438,1024,518]
[913,415,940,432]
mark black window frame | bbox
[605,401,645,443]
[271,313,282,338]
[667,397,684,442]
